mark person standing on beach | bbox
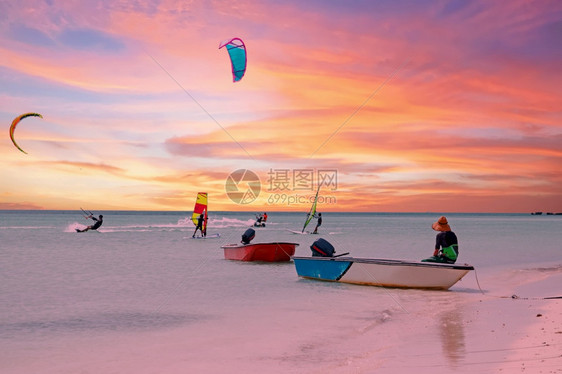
[193,213,205,237]
[313,213,322,234]
[76,214,103,233]
[424,216,458,263]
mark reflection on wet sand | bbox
[439,308,466,368]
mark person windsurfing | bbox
[312,213,322,234]
[76,214,103,233]
[193,213,206,237]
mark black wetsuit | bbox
[194,215,205,237]
[313,215,322,233]
[91,216,103,230]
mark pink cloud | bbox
[1,1,561,212]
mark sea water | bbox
[1,211,561,373]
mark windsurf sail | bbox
[192,192,208,234]
[302,186,320,233]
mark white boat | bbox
[292,256,474,290]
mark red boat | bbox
[221,242,299,262]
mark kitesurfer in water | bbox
[312,213,322,234]
[193,213,206,237]
[423,216,458,263]
[76,214,103,233]
[263,213,268,223]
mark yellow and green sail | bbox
[302,187,320,233]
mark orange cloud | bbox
[1,1,561,212]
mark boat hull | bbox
[293,257,474,290]
[222,242,299,262]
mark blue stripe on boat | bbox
[293,258,352,281]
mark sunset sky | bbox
[1,0,561,213]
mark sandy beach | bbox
[5,269,560,374]
[367,267,562,374]
[489,270,562,373]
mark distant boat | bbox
[531,212,543,215]
[293,256,474,290]
[222,228,298,262]
[221,242,299,262]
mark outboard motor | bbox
[241,228,256,244]
[310,238,335,257]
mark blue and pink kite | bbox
[219,38,247,82]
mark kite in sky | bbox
[9,112,43,154]
[219,38,247,82]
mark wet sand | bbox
[368,267,562,374]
